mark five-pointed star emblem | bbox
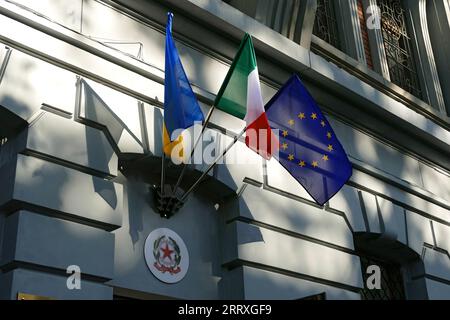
[161,243,174,260]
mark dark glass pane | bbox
[300,292,326,300]
[224,0,302,40]
[378,0,422,99]
[313,0,341,49]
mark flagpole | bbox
[163,105,215,211]
[160,150,166,197]
[164,33,255,212]
[179,126,246,203]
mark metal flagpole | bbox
[160,150,166,198]
[163,105,215,211]
[179,126,247,203]
[156,145,168,216]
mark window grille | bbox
[313,0,341,49]
[378,0,422,98]
[360,254,406,300]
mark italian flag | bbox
[214,34,278,160]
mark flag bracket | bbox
[153,184,185,218]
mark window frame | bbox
[377,0,425,101]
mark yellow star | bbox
[311,113,318,120]
[328,144,334,152]
[288,154,294,161]
[322,155,329,161]
[299,160,306,167]
[327,132,332,139]
[298,113,306,120]
[312,161,319,168]
[321,121,326,127]
[281,142,288,150]
[288,119,295,126]
[282,130,288,137]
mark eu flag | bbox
[265,75,352,206]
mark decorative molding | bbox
[404,0,446,113]
[363,0,391,80]
[427,0,450,116]
[227,0,317,49]
[337,0,366,64]
[288,0,302,40]
[0,46,12,85]
[294,0,318,49]
[446,0,450,21]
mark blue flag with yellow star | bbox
[265,75,352,206]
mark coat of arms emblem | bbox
[144,228,189,283]
[153,235,182,274]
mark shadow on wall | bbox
[0,105,28,155]
[0,75,68,213]
[0,93,29,175]
[0,143,69,221]
[152,104,164,157]
[0,51,38,120]
[80,79,144,152]
[82,83,118,209]
[80,78,159,210]
[124,176,146,247]
[0,97,30,124]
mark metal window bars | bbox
[313,0,341,49]
[378,0,422,99]
[359,254,406,300]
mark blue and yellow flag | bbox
[265,75,352,206]
[163,12,204,161]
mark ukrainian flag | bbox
[163,12,204,163]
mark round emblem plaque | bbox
[144,228,189,283]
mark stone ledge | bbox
[223,221,363,289]
[0,154,123,231]
[0,211,115,280]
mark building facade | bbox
[0,0,449,299]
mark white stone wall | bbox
[0,0,448,300]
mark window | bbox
[300,292,326,300]
[357,0,374,69]
[378,0,422,99]
[359,254,406,300]
[224,0,302,40]
[313,0,341,49]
